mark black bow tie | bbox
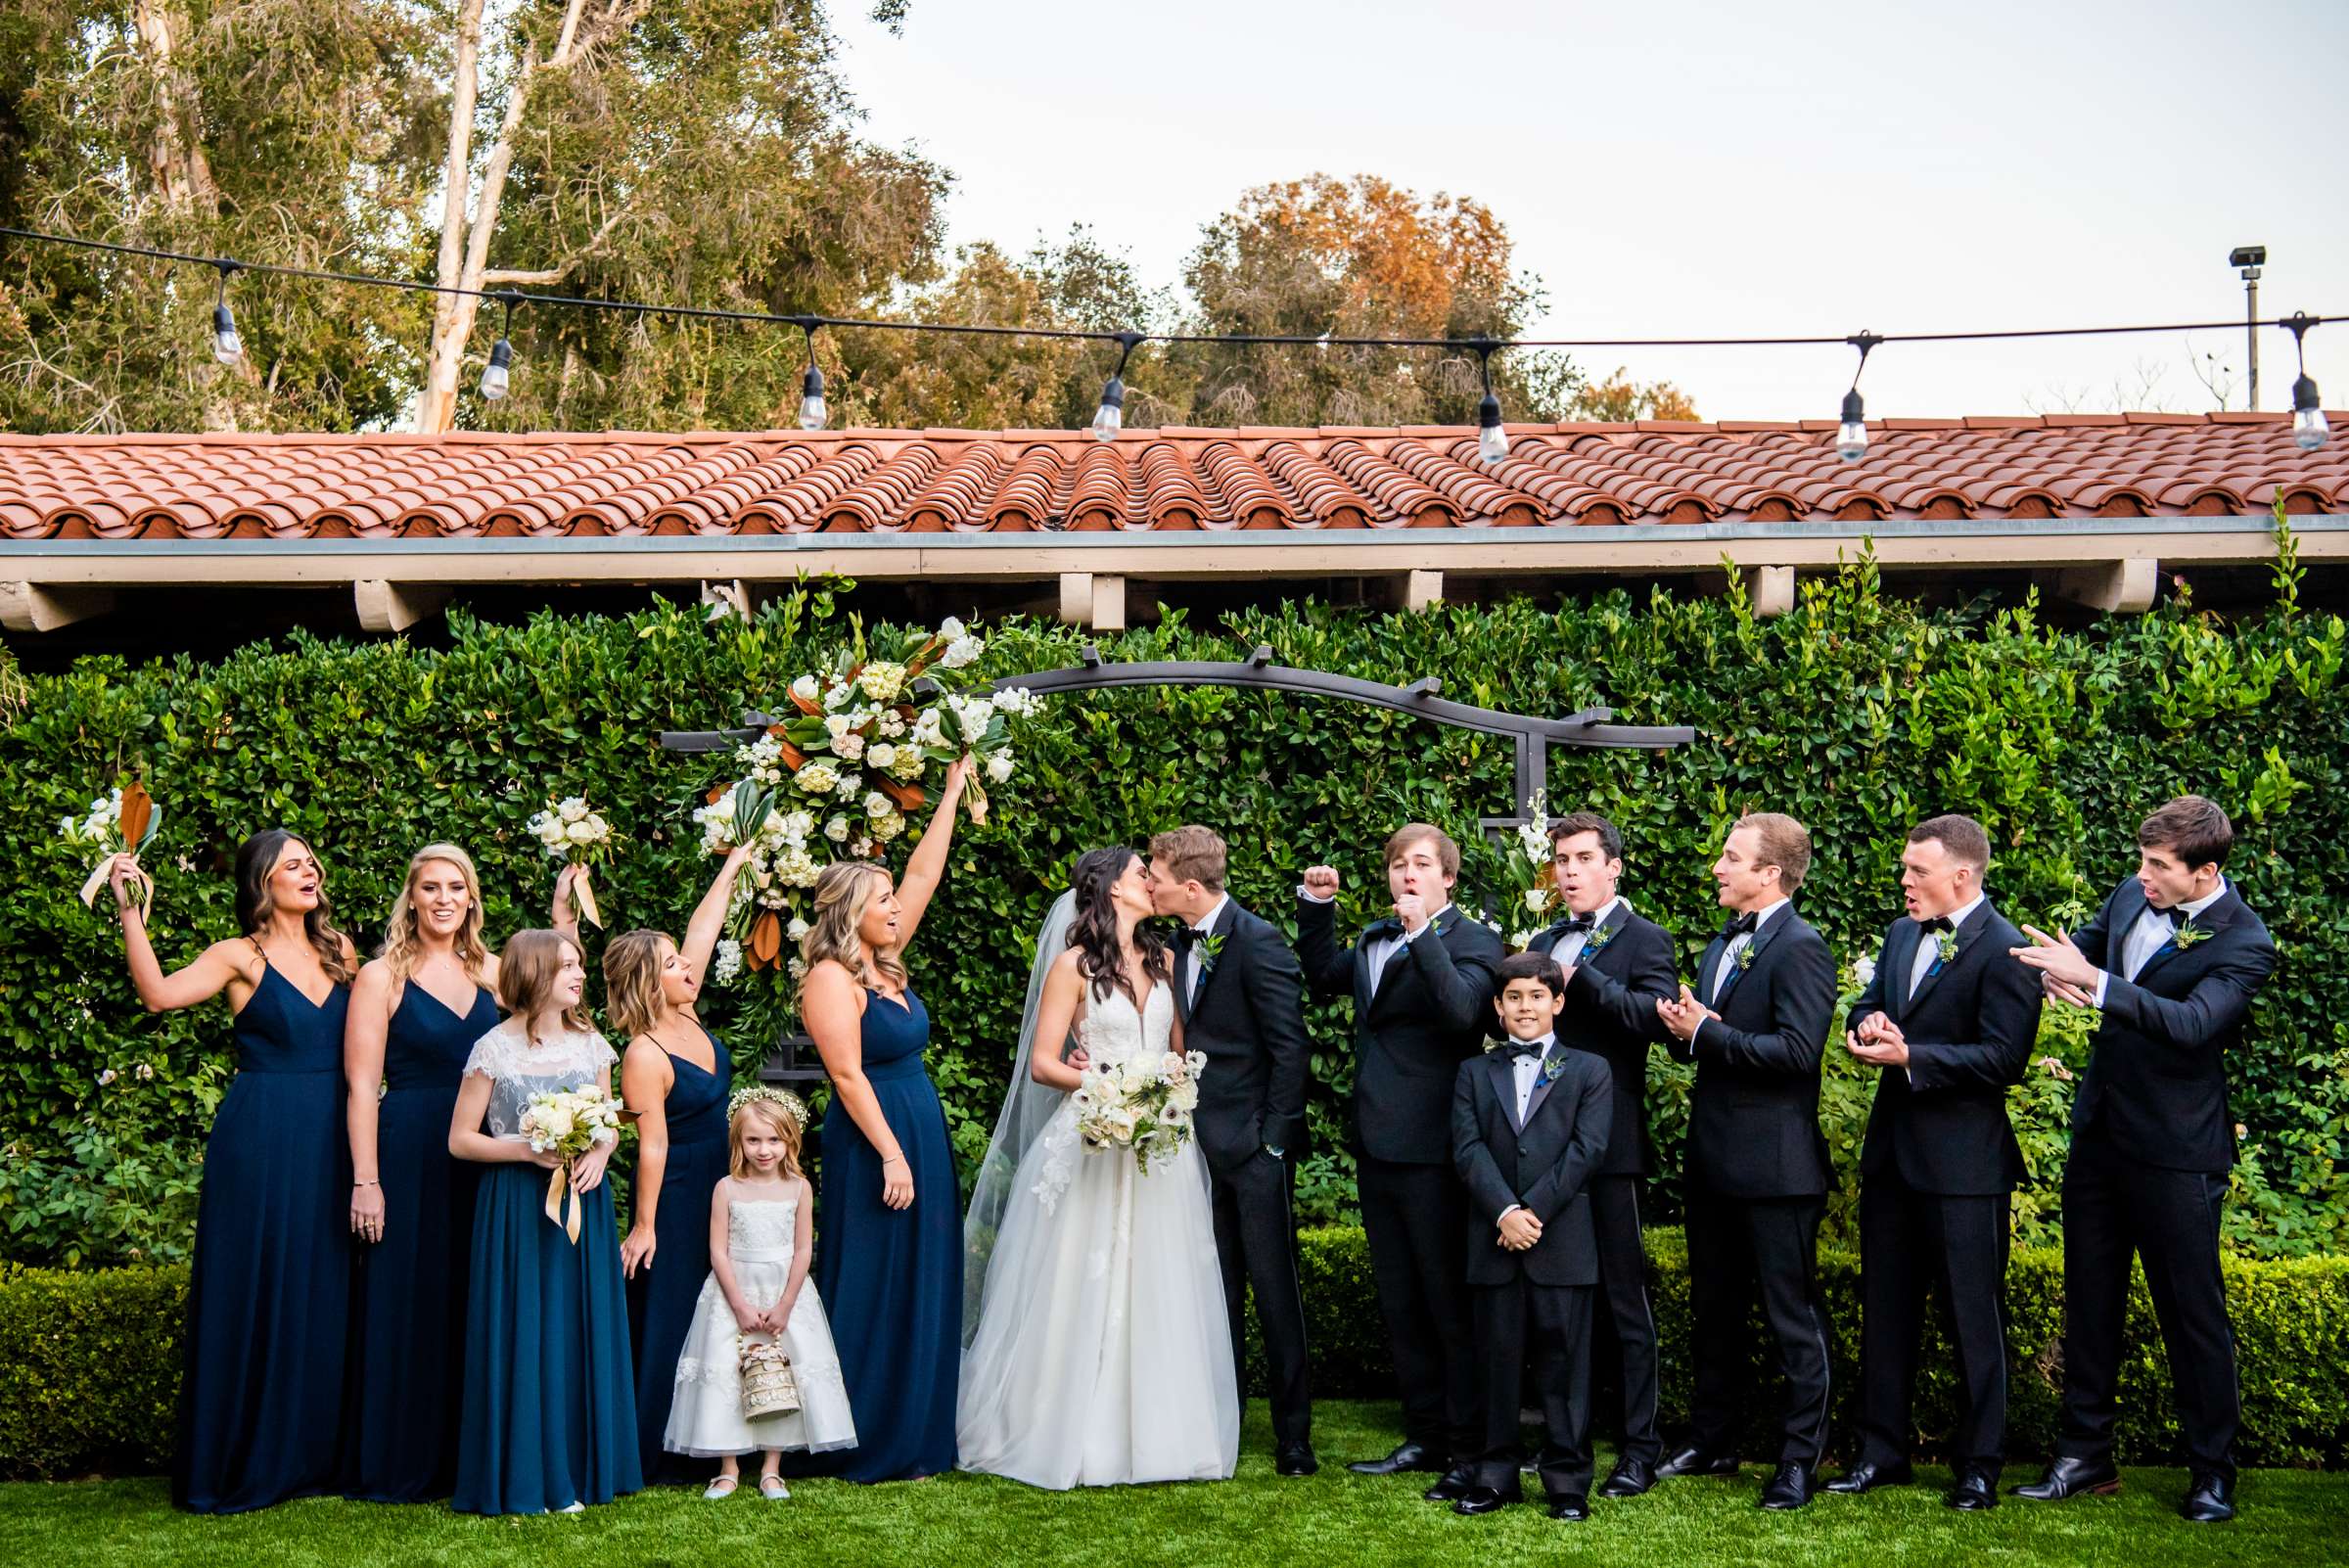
[2158,905,2187,929]
[1556,914,1596,936]
[1172,925,1198,952]
[1505,1038,1551,1059]
[1719,911,1759,942]
[1917,915,1955,934]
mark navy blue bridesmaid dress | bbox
[343,981,498,1501]
[815,985,962,1482]
[172,961,352,1513]
[626,1026,731,1483]
[452,1022,642,1514]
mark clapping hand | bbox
[1845,1011,1908,1067]
[1655,985,1716,1043]
[1497,1209,1543,1251]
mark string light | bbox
[208,260,243,367]
[1837,331,1881,462]
[1472,340,1507,465]
[0,224,2339,446]
[479,291,519,401]
[789,317,826,431]
[2285,312,2329,452]
[1092,332,1143,442]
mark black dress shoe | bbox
[1655,1446,1740,1479]
[1546,1493,1590,1521]
[1422,1465,1475,1503]
[2181,1472,2236,1523]
[1944,1472,1999,1511]
[1451,1483,1521,1515]
[1759,1462,1817,1510]
[2011,1455,2121,1501]
[1274,1445,1318,1478]
[1597,1456,1656,1498]
[1349,1441,1441,1476]
[1824,1460,1913,1495]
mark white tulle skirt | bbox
[955,1111,1240,1490]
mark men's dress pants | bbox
[1682,1186,1831,1465]
[1357,1153,1476,1459]
[1854,1168,2010,1477]
[1210,1149,1313,1450]
[1588,1174,1662,1466]
[1470,1278,1593,1499]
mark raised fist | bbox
[1302,865,1340,899]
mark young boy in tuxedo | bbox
[1450,952,1613,1521]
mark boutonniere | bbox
[2172,921,2209,950]
[1582,923,1617,957]
[1194,931,1227,971]
[1734,943,1756,972]
[1935,929,1959,965]
[1539,1049,1570,1085]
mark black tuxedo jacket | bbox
[1671,904,1839,1199]
[1531,901,1677,1177]
[1845,899,2043,1195]
[1174,897,1313,1175]
[1297,897,1504,1166]
[2070,876,2277,1174]
[1451,1043,1612,1287]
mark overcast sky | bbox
[832,0,2348,423]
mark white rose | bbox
[558,797,588,823]
[938,616,967,641]
[863,791,893,819]
[825,816,852,843]
[867,743,898,771]
[1522,887,1548,912]
[786,917,810,943]
[1852,956,1877,988]
[790,673,819,704]
[567,820,598,845]
[939,635,983,669]
[986,752,1015,784]
[780,810,815,843]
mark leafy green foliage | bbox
[1,563,2344,1269]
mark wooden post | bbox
[353,579,451,633]
[0,582,114,633]
[2052,559,2158,615]
[1405,569,1445,611]
[1741,565,1796,618]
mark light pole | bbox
[2231,246,2266,410]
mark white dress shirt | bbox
[1908,892,1986,1001]
[1708,897,1789,1005]
[1508,1032,1556,1124]
[1185,892,1230,1007]
[1299,885,1451,1000]
[2093,878,2229,1005]
[1549,896,1624,968]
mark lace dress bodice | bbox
[725,1194,800,1265]
[461,1018,618,1141]
[1074,983,1173,1069]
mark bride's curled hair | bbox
[1068,846,1170,1005]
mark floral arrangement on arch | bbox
[1506,790,1561,950]
[693,618,1043,983]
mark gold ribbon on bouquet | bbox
[543,1161,584,1243]
[570,864,603,929]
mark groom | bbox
[1149,825,1317,1476]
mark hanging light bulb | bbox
[1836,331,1882,463]
[1090,332,1145,443]
[208,261,243,366]
[479,292,519,401]
[2283,313,2328,451]
[1836,390,1868,461]
[799,362,827,431]
[1470,340,1508,465]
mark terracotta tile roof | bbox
[0,414,2340,541]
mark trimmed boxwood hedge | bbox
[7,1230,2342,1479]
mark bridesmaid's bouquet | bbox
[1071,1050,1208,1176]
[520,1085,624,1243]
[692,618,1045,979]
[527,794,616,928]
[64,781,161,918]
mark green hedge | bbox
[3,552,2347,1268]
[8,1233,2341,1479]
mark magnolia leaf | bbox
[751,908,784,966]
[117,783,153,852]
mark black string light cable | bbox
[0,222,2333,453]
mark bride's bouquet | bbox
[519,1085,624,1243]
[1071,1050,1207,1176]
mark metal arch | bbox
[659,642,1698,831]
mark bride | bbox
[956,847,1240,1489]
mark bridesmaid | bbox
[341,846,580,1501]
[614,843,754,1484]
[802,757,983,1482]
[111,829,358,1514]
[449,929,641,1514]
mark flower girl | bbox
[447,930,641,1515]
[666,1085,855,1498]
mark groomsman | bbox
[2010,796,2276,1523]
[1149,825,1319,1477]
[1525,812,1678,1498]
[1298,826,1502,1500]
[1654,812,1838,1510]
[1450,952,1614,1520]
[1829,814,2042,1510]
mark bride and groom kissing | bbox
[956,825,1316,1491]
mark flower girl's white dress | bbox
[664,1188,855,1458]
[956,982,1240,1488]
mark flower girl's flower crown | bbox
[727,1083,809,1131]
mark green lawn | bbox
[0,1403,2335,1568]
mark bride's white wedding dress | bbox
[956,981,1240,1489]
